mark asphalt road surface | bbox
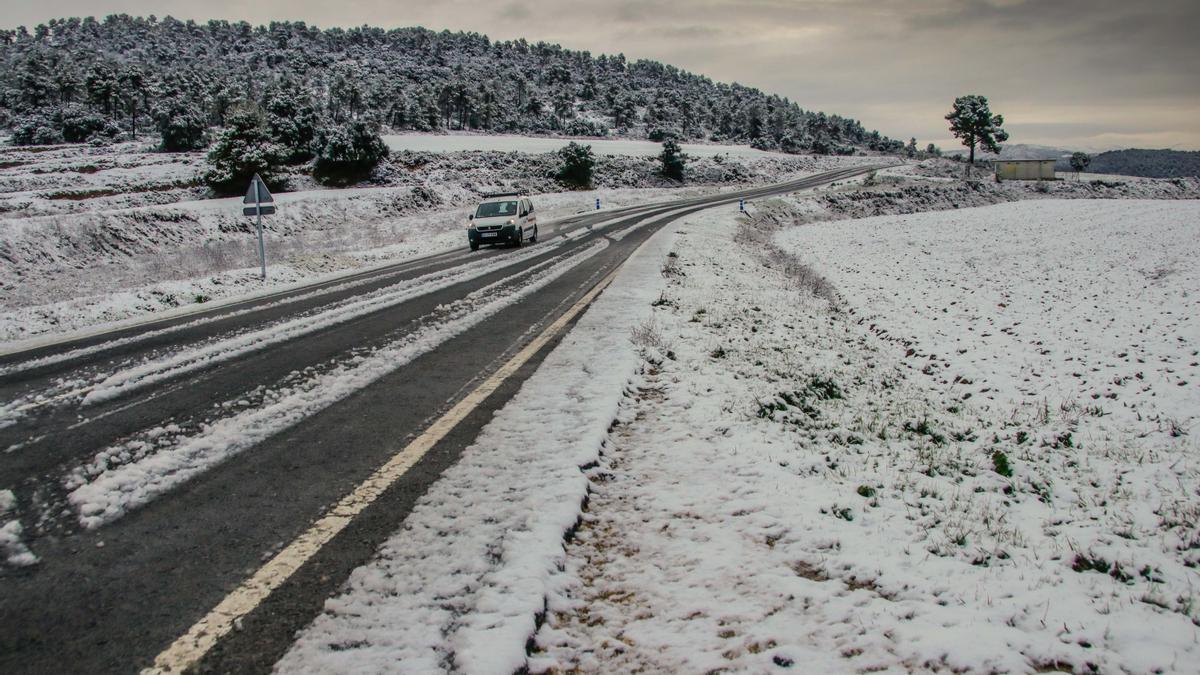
[0,165,881,673]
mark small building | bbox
[993,159,1057,181]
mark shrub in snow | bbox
[555,141,595,189]
[153,98,208,152]
[203,110,286,196]
[750,136,778,151]
[991,450,1013,477]
[313,120,390,187]
[59,105,120,143]
[10,114,63,145]
[647,126,679,142]
[563,119,607,137]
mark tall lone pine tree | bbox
[946,95,1009,177]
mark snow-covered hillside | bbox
[0,139,877,344]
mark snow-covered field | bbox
[384,133,785,158]
[529,199,1199,673]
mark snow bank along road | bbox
[0,165,881,673]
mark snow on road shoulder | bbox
[0,489,38,567]
[275,220,679,673]
[531,200,1199,673]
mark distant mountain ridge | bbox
[0,14,898,155]
[947,143,1069,161]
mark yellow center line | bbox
[144,264,623,675]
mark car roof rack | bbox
[481,191,521,199]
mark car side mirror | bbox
[468,214,474,220]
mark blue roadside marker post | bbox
[595,197,601,210]
[739,198,745,212]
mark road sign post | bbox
[242,174,275,280]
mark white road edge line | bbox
[144,264,624,675]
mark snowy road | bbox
[0,165,881,674]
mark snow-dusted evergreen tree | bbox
[264,79,319,163]
[946,94,1009,175]
[153,98,207,151]
[555,141,595,189]
[203,109,286,195]
[1069,151,1091,179]
[659,139,687,181]
[313,119,389,186]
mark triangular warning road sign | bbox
[243,173,275,204]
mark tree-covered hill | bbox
[1081,149,1200,178]
[0,15,898,154]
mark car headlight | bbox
[507,218,515,225]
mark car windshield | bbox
[476,201,518,218]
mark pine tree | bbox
[659,139,687,181]
[555,141,595,189]
[264,81,319,163]
[154,98,207,151]
[1069,151,1091,179]
[203,110,286,195]
[117,65,148,136]
[946,95,1009,176]
[313,119,389,186]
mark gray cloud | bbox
[5,0,1198,149]
[497,3,531,21]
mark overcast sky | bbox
[6,0,1199,151]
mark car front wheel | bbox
[513,227,524,248]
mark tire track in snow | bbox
[0,242,562,427]
[65,239,609,529]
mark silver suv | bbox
[467,192,538,250]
